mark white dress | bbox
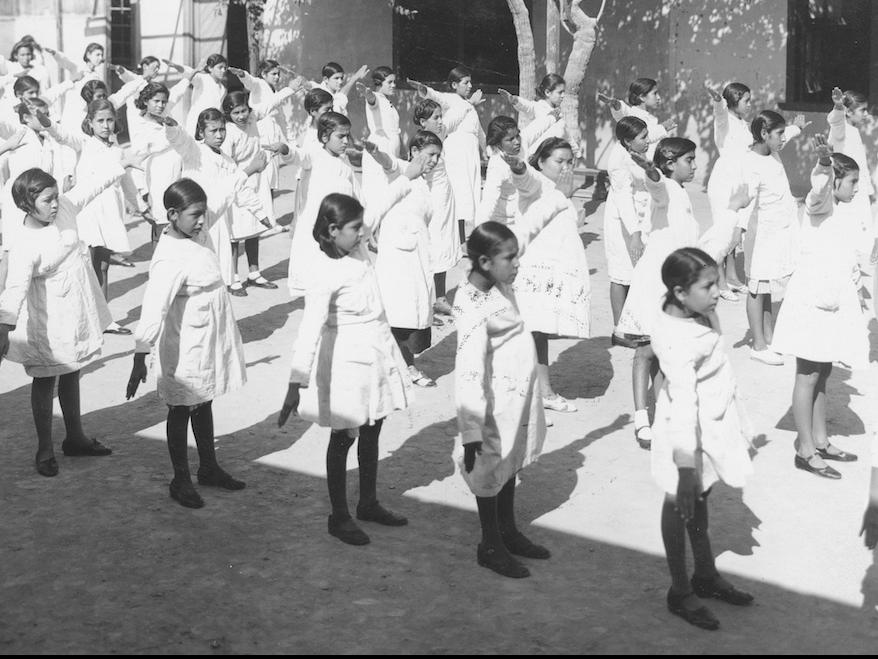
[651,310,754,494]
[513,168,591,338]
[133,229,246,406]
[603,141,652,285]
[312,81,349,116]
[453,192,566,497]
[475,151,518,226]
[361,92,401,204]
[185,73,226,136]
[617,176,699,338]
[292,125,321,223]
[513,97,567,156]
[425,86,483,223]
[288,183,414,429]
[241,73,295,191]
[771,163,869,369]
[426,155,458,274]
[0,171,121,377]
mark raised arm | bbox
[339,64,370,99]
[474,155,510,226]
[805,135,835,217]
[108,77,146,110]
[512,189,570,256]
[43,47,79,74]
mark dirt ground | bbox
[1,170,877,654]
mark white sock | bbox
[248,271,262,281]
[634,409,650,428]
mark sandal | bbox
[634,425,652,450]
[719,289,739,302]
[408,366,436,387]
[815,444,858,462]
[542,395,577,413]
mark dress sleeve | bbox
[42,80,75,105]
[609,160,642,234]
[166,78,191,112]
[63,162,126,211]
[475,156,508,226]
[362,175,412,234]
[252,87,295,120]
[231,166,269,219]
[511,166,547,208]
[520,112,558,154]
[455,306,490,446]
[782,124,801,144]
[166,124,201,165]
[513,96,539,118]
[712,99,729,151]
[659,337,699,469]
[133,258,187,353]
[805,162,833,217]
[513,190,568,256]
[288,276,332,384]
[48,119,87,153]
[424,86,452,113]
[109,77,146,110]
[609,100,630,123]
[0,245,37,327]
[827,108,846,149]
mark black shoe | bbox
[794,454,841,479]
[477,543,530,578]
[691,575,754,606]
[228,285,248,297]
[169,479,204,508]
[197,467,246,490]
[328,514,370,545]
[35,455,59,477]
[356,501,408,526]
[61,438,112,457]
[501,530,551,559]
[815,445,858,462]
[666,589,720,631]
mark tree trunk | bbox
[246,1,262,73]
[561,1,599,162]
[506,0,535,100]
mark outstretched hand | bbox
[813,134,833,162]
[355,80,376,104]
[228,66,248,79]
[407,78,428,97]
[277,383,301,427]
[162,58,184,73]
[469,89,485,107]
[23,98,52,128]
[404,150,430,179]
[597,91,621,110]
[363,139,394,170]
[792,114,812,131]
[497,88,515,104]
[500,153,527,175]
[126,355,148,400]
[831,86,845,110]
[703,80,722,103]
[463,442,482,473]
[661,118,677,133]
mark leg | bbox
[746,292,768,350]
[458,219,466,245]
[497,477,550,558]
[632,344,655,448]
[763,293,778,345]
[533,332,574,410]
[355,419,406,525]
[434,271,446,298]
[811,363,830,449]
[433,271,453,315]
[166,405,203,507]
[792,359,839,477]
[56,371,112,455]
[31,376,57,473]
[609,282,629,328]
[97,248,110,301]
[243,238,278,288]
[475,492,529,578]
[192,401,245,490]
[326,429,369,544]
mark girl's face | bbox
[378,74,396,96]
[545,84,565,108]
[451,76,472,99]
[640,87,661,109]
[668,151,697,183]
[847,103,869,127]
[330,216,364,255]
[420,108,443,135]
[732,91,752,118]
[323,124,351,156]
[169,201,207,238]
[142,60,160,81]
[18,87,39,101]
[626,128,650,155]
[29,186,59,224]
[835,170,860,203]
[538,147,574,182]
[89,108,116,141]
[325,71,345,93]
[498,128,522,156]
[22,109,46,131]
[146,92,169,118]
[310,101,334,122]
[412,144,442,174]
[675,266,719,316]
[480,238,519,285]
[201,119,226,150]
[15,46,33,67]
[209,61,227,82]
[263,67,280,88]
[229,104,251,126]
[86,48,105,68]
[92,87,109,102]
[762,125,786,152]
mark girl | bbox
[0,163,134,476]
[513,137,591,412]
[454,188,570,578]
[278,189,417,546]
[413,99,457,318]
[652,247,754,631]
[313,61,369,116]
[357,66,400,205]
[127,179,247,508]
[288,111,360,297]
[45,42,106,136]
[499,73,569,157]
[772,139,868,479]
[293,88,335,223]
[740,110,799,365]
[165,110,271,292]
[410,67,486,244]
[186,54,229,136]
[1,40,50,98]
[603,116,652,344]
[600,78,677,157]
[370,131,439,387]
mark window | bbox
[786,0,872,109]
[109,0,137,70]
[393,0,531,93]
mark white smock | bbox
[603,141,652,285]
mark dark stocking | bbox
[327,430,356,518]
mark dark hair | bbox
[16,96,48,122]
[528,137,573,170]
[204,53,228,72]
[486,116,519,148]
[831,152,859,180]
[653,137,696,176]
[722,82,750,109]
[322,62,344,79]
[627,78,657,106]
[163,178,208,213]
[82,42,104,62]
[317,111,350,142]
[11,167,57,214]
[372,66,394,89]
[842,89,868,111]
[466,221,517,277]
[408,129,442,155]
[413,99,441,127]
[12,75,39,97]
[138,55,160,74]
[10,40,33,59]
[750,110,786,143]
[258,59,280,78]
[195,108,225,141]
[447,66,471,91]
[304,88,334,115]
[537,73,565,99]
[222,90,251,121]
[312,193,363,258]
[615,115,648,148]
[80,79,108,104]
[134,82,170,111]
[661,247,717,309]
[81,99,118,136]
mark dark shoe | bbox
[477,543,530,578]
[328,514,370,545]
[228,285,248,297]
[169,479,204,508]
[501,530,551,559]
[197,467,246,490]
[61,438,112,457]
[611,333,649,349]
[103,324,132,335]
[356,501,408,526]
[794,454,841,479]
[35,455,59,477]
[666,589,720,631]
[109,255,134,267]
[815,445,858,462]
[691,575,754,606]
[245,277,279,289]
